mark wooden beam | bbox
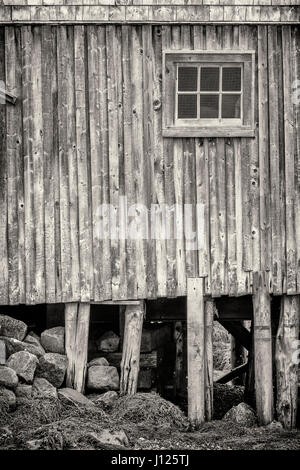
[65,302,90,394]
[120,302,144,395]
[102,351,157,370]
[276,295,300,430]
[218,319,251,351]
[205,299,214,421]
[187,277,205,428]
[216,362,248,384]
[91,300,143,306]
[252,272,274,425]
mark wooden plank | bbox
[122,25,137,300]
[218,319,251,351]
[216,362,248,385]
[205,299,214,421]
[258,26,271,276]
[31,26,45,304]
[268,26,283,295]
[252,271,274,425]
[187,277,205,427]
[130,26,147,299]
[282,26,297,294]
[57,26,72,302]
[65,302,90,393]
[0,27,8,305]
[41,26,56,304]
[152,25,167,298]
[22,26,36,305]
[74,25,92,302]
[276,295,300,430]
[120,302,145,395]
[142,25,156,300]
[5,27,20,305]
[105,351,157,369]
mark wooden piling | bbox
[252,272,274,425]
[120,302,144,395]
[65,302,90,394]
[276,295,300,429]
[187,277,205,428]
[205,299,214,421]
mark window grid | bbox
[176,64,243,121]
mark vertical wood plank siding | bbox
[0,25,299,304]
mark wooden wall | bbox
[0,24,299,304]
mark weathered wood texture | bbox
[0,25,299,304]
[276,295,300,429]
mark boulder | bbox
[0,366,18,389]
[87,429,129,449]
[0,315,27,341]
[0,336,45,358]
[87,365,119,391]
[36,353,67,388]
[96,331,119,353]
[88,357,109,368]
[265,420,283,431]
[223,402,257,427]
[90,390,118,406]
[32,377,58,399]
[6,351,38,383]
[58,388,95,408]
[0,340,6,365]
[41,327,65,355]
[24,332,42,348]
[0,387,16,410]
[15,383,32,399]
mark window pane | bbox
[200,95,219,118]
[222,67,241,91]
[200,67,219,91]
[178,94,197,119]
[178,67,198,92]
[222,94,241,118]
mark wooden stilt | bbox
[205,299,214,421]
[120,302,144,395]
[231,322,247,385]
[276,295,300,429]
[65,302,90,394]
[252,272,274,425]
[187,277,205,428]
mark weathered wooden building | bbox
[0,1,299,429]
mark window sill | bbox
[162,126,255,138]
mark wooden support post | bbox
[120,302,144,395]
[244,321,255,408]
[231,322,247,385]
[252,272,274,425]
[65,302,90,394]
[187,278,205,428]
[276,295,300,429]
[205,299,214,421]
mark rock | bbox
[41,327,65,355]
[96,331,120,353]
[87,365,119,391]
[0,387,16,410]
[0,336,45,358]
[88,357,109,367]
[24,332,42,348]
[15,384,32,399]
[0,315,27,341]
[265,420,283,431]
[0,366,18,389]
[0,340,6,365]
[6,351,38,383]
[87,429,129,449]
[90,390,118,406]
[36,353,67,388]
[32,377,58,399]
[58,388,95,408]
[223,402,257,427]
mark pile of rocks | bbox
[0,315,68,409]
[0,316,122,411]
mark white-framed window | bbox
[163,51,255,138]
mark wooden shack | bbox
[0,1,299,429]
